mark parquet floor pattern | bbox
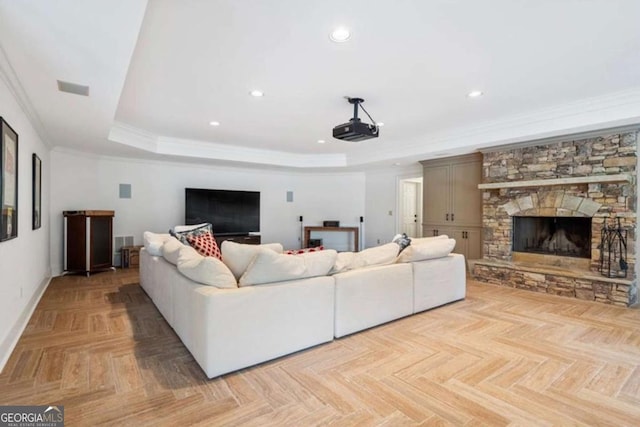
[1,270,639,426]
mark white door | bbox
[401,181,419,236]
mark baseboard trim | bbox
[0,274,51,373]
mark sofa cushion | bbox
[171,223,213,245]
[409,235,449,245]
[221,241,284,281]
[330,251,356,274]
[186,231,222,260]
[162,237,185,265]
[396,238,456,263]
[143,231,172,256]
[176,245,237,288]
[239,248,337,286]
[350,242,400,270]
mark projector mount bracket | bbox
[344,96,378,130]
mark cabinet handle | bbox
[451,213,455,221]
[446,213,449,221]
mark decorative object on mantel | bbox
[599,218,628,278]
[0,117,18,241]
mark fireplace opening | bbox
[513,216,591,258]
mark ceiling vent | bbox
[57,80,90,96]
[332,97,379,142]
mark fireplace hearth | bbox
[513,216,591,258]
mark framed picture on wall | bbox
[0,117,18,241]
[32,153,41,230]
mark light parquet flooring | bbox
[1,270,639,426]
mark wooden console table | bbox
[304,226,359,251]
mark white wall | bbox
[50,150,367,275]
[0,77,50,369]
[364,164,423,248]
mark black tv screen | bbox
[185,188,260,236]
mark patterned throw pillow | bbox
[186,232,222,260]
[392,233,412,253]
[285,246,324,255]
[171,223,213,245]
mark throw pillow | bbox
[349,242,401,270]
[170,223,213,245]
[172,223,210,233]
[176,245,237,288]
[239,248,337,286]
[396,238,456,263]
[162,237,185,265]
[285,246,324,255]
[221,241,284,281]
[143,231,172,256]
[392,233,412,253]
[186,231,222,260]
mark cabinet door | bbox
[66,216,87,271]
[446,228,482,259]
[464,228,482,260]
[90,216,113,269]
[422,225,440,237]
[451,160,482,227]
[447,229,465,256]
[423,224,453,238]
[423,164,450,224]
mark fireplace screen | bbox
[512,216,591,258]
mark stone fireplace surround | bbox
[472,131,638,307]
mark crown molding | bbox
[110,88,640,169]
[51,145,364,178]
[348,88,640,165]
[108,122,158,152]
[109,122,347,168]
[0,43,51,147]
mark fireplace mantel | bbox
[477,173,632,190]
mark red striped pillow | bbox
[285,246,324,255]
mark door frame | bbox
[396,174,423,238]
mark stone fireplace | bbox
[473,131,638,306]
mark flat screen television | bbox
[185,188,260,236]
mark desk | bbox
[304,226,359,252]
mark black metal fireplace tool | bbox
[598,218,628,278]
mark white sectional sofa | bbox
[140,234,466,378]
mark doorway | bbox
[398,177,423,238]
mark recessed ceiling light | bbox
[250,90,264,97]
[317,139,326,144]
[330,27,351,43]
[467,90,483,98]
[209,121,220,126]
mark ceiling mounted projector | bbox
[332,97,379,142]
